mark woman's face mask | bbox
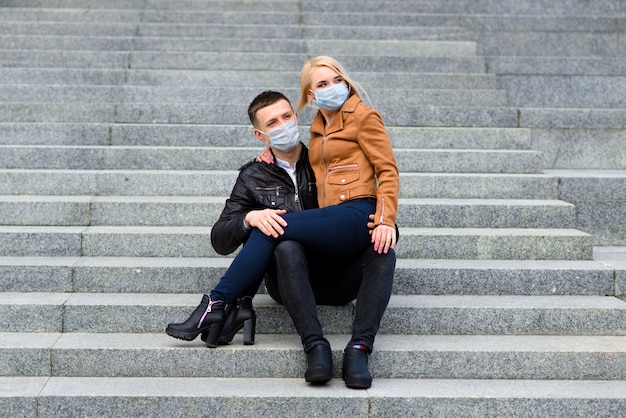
[257,119,301,152]
[312,83,349,111]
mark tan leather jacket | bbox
[308,94,399,227]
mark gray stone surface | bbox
[594,247,626,296]
[531,128,626,169]
[1,0,626,410]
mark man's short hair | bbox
[248,91,292,128]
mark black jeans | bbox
[265,240,396,353]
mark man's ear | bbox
[253,129,269,144]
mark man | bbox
[209,91,396,389]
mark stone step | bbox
[546,170,626,246]
[0,226,593,260]
[0,20,473,40]
[0,49,488,72]
[7,0,622,16]
[0,196,575,228]
[3,332,626,380]
[499,75,626,109]
[0,146,540,173]
[0,86,506,107]
[0,68,498,89]
[488,56,626,76]
[0,35,478,56]
[0,103,518,126]
[0,256,616,296]
[1,293,622,334]
[0,123,529,149]
[3,376,626,417]
[0,169,560,198]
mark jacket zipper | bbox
[321,135,328,205]
[256,186,282,196]
[329,163,358,171]
[379,197,385,224]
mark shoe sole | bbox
[165,328,199,341]
[305,370,332,384]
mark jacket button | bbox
[341,179,346,183]
[340,194,345,200]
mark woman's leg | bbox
[211,198,374,303]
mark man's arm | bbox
[210,166,289,254]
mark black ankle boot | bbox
[201,296,256,346]
[305,341,332,384]
[342,346,372,389]
[165,294,226,347]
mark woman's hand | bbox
[245,208,287,238]
[371,224,396,254]
[256,145,274,164]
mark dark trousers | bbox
[265,241,396,353]
[211,198,375,303]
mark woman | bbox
[166,56,399,388]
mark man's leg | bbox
[271,241,326,351]
[270,241,332,383]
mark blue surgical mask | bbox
[258,119,300,152]
[312,83,349,111]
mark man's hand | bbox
[368,214,396,254]
[256,145,274,164]
[245,208,287,238]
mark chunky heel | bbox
[165,295,226,344]
[242,316,256,345]
[204,321,226,348]
[212,296,256,346]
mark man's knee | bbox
[274,240,307,262]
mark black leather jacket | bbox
[211,144,318,255]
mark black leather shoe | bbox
[342,346,372,389]
[165,294,226,347]
[201,296,256,346]
[305,341,332,384]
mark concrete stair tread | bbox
[3,377,625,417]
[4,331,626,353]
[6,291,623,307]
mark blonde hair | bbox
[297,55,366,113]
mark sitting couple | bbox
[166,56,399,390]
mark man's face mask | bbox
[258,119,300,152]
[312,83,349,111]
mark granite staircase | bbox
[1,0,625,416]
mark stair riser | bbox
[3,343,626,380]
[0,229,591,259]
[0,103,518,126]
[0,124,529,149]
[0,260,614,296]
[0,86,505,107]
[0,200,575,228]
[0,69,497,89]
[0,147,538,173]
[3,304,622,335]
[0,171,559,198]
